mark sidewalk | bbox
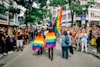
[56,41,100,59]
[87,45,100,59]
[0,43,31,67]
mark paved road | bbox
[0,43,100,67]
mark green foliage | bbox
[38,0,47,8]
[15,0,26,7]
[50,0,67,10]
[50,0,95,15]
[69,0,95,15]
[0,5,7,14]
[15,0,48,25]
[49,0,95,26]
[50,0,67,7]
[9,7,20,14]
[25,7,49,25]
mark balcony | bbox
[0,14,7,22]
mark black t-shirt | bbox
[25,35,28,39]
[0,33,5,44]
[18,35,23,40]
[96,37,100,47]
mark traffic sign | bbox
[81,15,86,20]
[18,16,23,21]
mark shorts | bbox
[16,40,23,47]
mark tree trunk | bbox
[25,10,28,28]
[71,10,74,27]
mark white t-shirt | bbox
[80,33,88,41]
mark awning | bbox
[0,22,8,25]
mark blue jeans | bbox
[62,46,68,59]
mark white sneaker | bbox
[0,54,3,58]
[8,51,11,55]
[10,51,14,54]
[3,53,7,56]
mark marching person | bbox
[45,27,56,61]
[32,31,45,56]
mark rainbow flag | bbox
[53,7,62,33]
[32,35,45,51]
[45,32,56,48]
[9,35,14,43]
[9,37,14,43]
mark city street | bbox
[0,43,100,67]
[0,0,100,67]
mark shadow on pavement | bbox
[0,63,5,67]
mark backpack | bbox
[65,35,69,44]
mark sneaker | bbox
[45,50,48,53]
[8,51,11,55]
[21,49,23,52]
[0,54,3,58]
[3,53,7,56]
[10,51,14,54]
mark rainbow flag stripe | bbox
[9,36,14,43]
[32,36,45,51]
[45,32,56,48]
[53,7,62,33]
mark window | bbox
[68,13,71,19]
[53,11,56,15]
[62,14,66,20]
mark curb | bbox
[2,42,32,67]
[93,53,100,59]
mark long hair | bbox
[63,31,67,36]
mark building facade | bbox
[49,0,100,27]
[0,0,23,26]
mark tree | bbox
[15,0,49,27]
[26,8,49,25]
[7,0,21,26]
[50,0,67,10]
[0,5,7,14]
[8,7,20,18]
[49,0,95,26]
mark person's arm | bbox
[2,36,5,43]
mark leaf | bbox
[0,5,7,13]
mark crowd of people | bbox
[60,25,100,55]
[0,27,34,58]
[0,25,100,61]
[32,25,100,61]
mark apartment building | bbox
[49,0,100,27]
[0,0,22,26]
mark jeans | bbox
[81,39,88,52]
[62,46,68,59]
